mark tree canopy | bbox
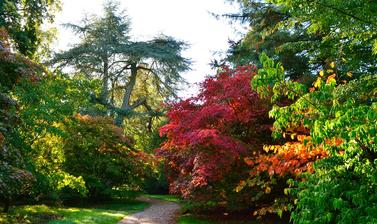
[0,0,60,58]
[52,1,191,126]
[1,0,376,223]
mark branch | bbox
[130,97,146,110]
[113,64,132,78]
[317,2,377,27]
[120,63,137,110]
[108,60,131,69]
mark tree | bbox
[242,1,376,221]
[238,137,327,218]
[158,65,272,208]
[52,1,190,126]
[225,0,377,81]
[223,0,311,80]
[0,28,39,212]
[62,114,149,198]
[13,73,98,200]
[0,0,60,58]
[252,52,377,223]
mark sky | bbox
[54,0,245,97]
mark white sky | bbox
[54,0,245,97]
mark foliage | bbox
[12,72,101,200]
[0,29,41,211]
[224,0,310,80]
[62,114,151,198]
[236,0,377,223]
[51,1,190,126]
[252,52,376,223]
[158,65,272,208]
[122,70,168,152]
[0,0,60,58]
[238,137,326,217]
[226,0,377,82]
[0,0,183,216]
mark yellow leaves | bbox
[314,77,322,88]
[326,74,336,85]
[315,69,337,88]
[265,186,271,194]
[235,180,246,193]
[252,205,280,217]
[263,145,278,153]
[347,71,353,77]
[329,61,335,68]
[326,69,334,73]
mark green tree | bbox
[62,115,148,198]
[226,0,377,81]
[224,0,310,80]
[0,0,60,58]
[13,73,98,200]
[52,1,190,126]
[253,52,376,223]
[0,29,38,212]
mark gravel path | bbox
[118,196,181,224]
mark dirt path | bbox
[118,196,181,224]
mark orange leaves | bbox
[325,137,343,147]
[297,134,307,142]
[244,157,255,166]
[245,140,327,177]
[236,139,327,218]
[235,180,246,193]
[326,74,337,85]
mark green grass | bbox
[0,199,148,224]
[178,214,258,224]
[179,215,218,224]
[178,214,285,224]
[147,194,182,203]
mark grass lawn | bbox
[147,194,182,203]
[0,199,148,224]
[147,195,287,224]
[178,214,287,224]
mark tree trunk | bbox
[115,63,138,126]
[3,198,10,213]
[100,58,109,101]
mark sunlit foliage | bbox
[158,65,272,208]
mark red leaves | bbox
[158,65,272,200]
[158,64,328,215]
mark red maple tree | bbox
[157,65,272,204]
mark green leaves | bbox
[251,44,376,224]
[0,0,61,58]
